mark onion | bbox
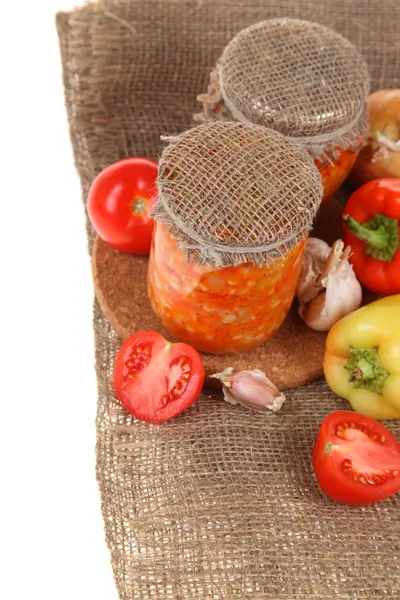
[350,89,400,186]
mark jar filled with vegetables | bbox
[196,19,370,202]
[148,121,322,354]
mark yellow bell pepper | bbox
[324,295,400,420]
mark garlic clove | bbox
[298,240,363,331]
[211,368,285,413]
[296,238,331,304]
[317,239,344,287]
[299,290,331,332]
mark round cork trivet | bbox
[92,198,346,389]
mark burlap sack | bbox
[56,2,400,599]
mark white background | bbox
[2,1,118,598]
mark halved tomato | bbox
[114,331,205,422]
[313,411,400,505]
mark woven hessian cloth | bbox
[56,2,400,599]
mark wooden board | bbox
[92,197,344,390]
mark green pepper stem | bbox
[348,358,375,382]
[343,215,388,248]
[343,214,399,262]
[344,348,389,395]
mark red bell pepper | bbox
[343,178,400,295]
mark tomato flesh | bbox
[87,157,158,254]
[114,331,205,422]
[313,411,400,505]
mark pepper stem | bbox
[343,216,389,248]
[343,213,399,262]
[344,347,389,395]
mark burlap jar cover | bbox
[196,19,370,158]
[56,1,400,599]
[153,122,322,266]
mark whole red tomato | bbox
[313,411,400,505]
[87,157,158,254]
[114,331,205,422]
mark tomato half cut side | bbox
[114,331,205,422]
[312,411,400,505]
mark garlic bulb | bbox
[296,238,362,331]
[210,367,285,413]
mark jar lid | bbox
[217,19,369,142]
[153,121,322,267]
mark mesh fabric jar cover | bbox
[196,19,370,157]
[152,121,323,268]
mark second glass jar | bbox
[196,19,370,202]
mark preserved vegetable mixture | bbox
[196,19,370,202]
[148,223,305,354]
[315,146,362,200]
[149,121,322,354]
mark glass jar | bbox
[148,121,322,355]
[148,222,305,354]
[196,19,370,202]
[315,146,361,201]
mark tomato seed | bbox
[126,361,133,368]
[360,476,367,484]
[381,436,386,442]
[366,475,379,485]
[393,471,399,477]
[336,430,343,437]
[350,423,356,429]
[353,475,358,481]
[182,363,190,372]
[127,373,134,380]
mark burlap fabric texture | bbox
[56,1,400,599]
